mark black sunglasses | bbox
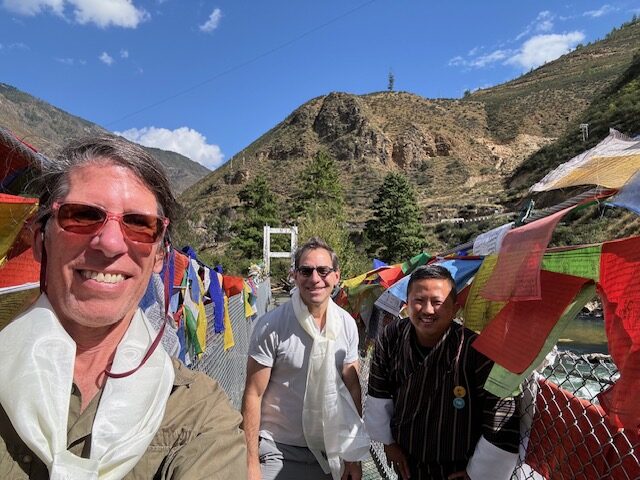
[296,265,336,278]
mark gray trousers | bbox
[259,437,332,480]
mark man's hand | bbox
[384,443,410,479]
[447,470,470,479]
[341,461,362,480]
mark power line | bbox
[106,0,378,128]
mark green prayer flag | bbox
[541,244,601,281]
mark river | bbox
[557,313,608,354]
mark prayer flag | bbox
[597,235,640,429]
[473,270,591,374]
[541,244,602,281]
[606,170,640,215]
[0,194,37,264]
[223,295,235,351]
[481,204,578,301]
[484,283,595,397]
[463,255,507,332]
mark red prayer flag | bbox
[377,266,404,289]
[473,270,591,373]
[0,246,40,288]
[223,275,245,297]
[481,204,577,301]
[597,235,640,429]
[172,251,190,287]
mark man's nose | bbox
[424,301,435,314]
[310,268,323,281]
[90,219,128,257]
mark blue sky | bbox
[1,1,639,170]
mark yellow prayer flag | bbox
[0,196,38,265]
[342,272,368,289]
[223,295,235,351]
[546,154,640,190]
[196,275,208,352]
[463,255,507,332]
[243,282,254,318]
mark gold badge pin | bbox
[453,386,466,398]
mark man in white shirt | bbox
[242,237,369,480]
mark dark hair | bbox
[294,237,339,270]
[407,265,457,302]
[34,135,178,238]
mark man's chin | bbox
[301,291,329,306]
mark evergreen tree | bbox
[292,150,344,220]
[365,172,424,263]
[231,174,280,258]
[298,212,368,280]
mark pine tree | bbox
[365,172,424,263]
[292,150,344,220]
[231,175,280,258]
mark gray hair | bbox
[294,237,339,270]
[407,264,457,302]
[35,135,178,237]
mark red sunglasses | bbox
[52,202,169,244]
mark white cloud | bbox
[71,0,149,28]
[584,4,617,18]
[120,48,129,58]
[448,49,512,68]
[448,55,465,67]
[2,0,64,16]
[516,10,555,40]
[55,56,85,65]
[0,42,29,53]
[471,49,510,68]
[116,126,222,169]
[467,46,481,56]
[99,51,114,65]
[1,0,149,28]
[199,7,221,33]
[506,31,585,69]
[0,42,29,51]
[537,19,553,33]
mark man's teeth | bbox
[81,270,125,283]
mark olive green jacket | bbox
[0,358,247,479]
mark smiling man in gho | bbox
[365,265,520,480]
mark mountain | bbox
[0,83,209,193]
[179,18,640,254]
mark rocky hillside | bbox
[181,91,552,227]
[469,18,640,143]
[0,83,209,193]
[180,18,640,252]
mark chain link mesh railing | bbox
[514,350,639,480]
[190,278,271,409]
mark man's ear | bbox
[153,243,166,274]
[32,224,44,262]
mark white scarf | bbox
[292,290,370,480]
[0,294,175,480]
